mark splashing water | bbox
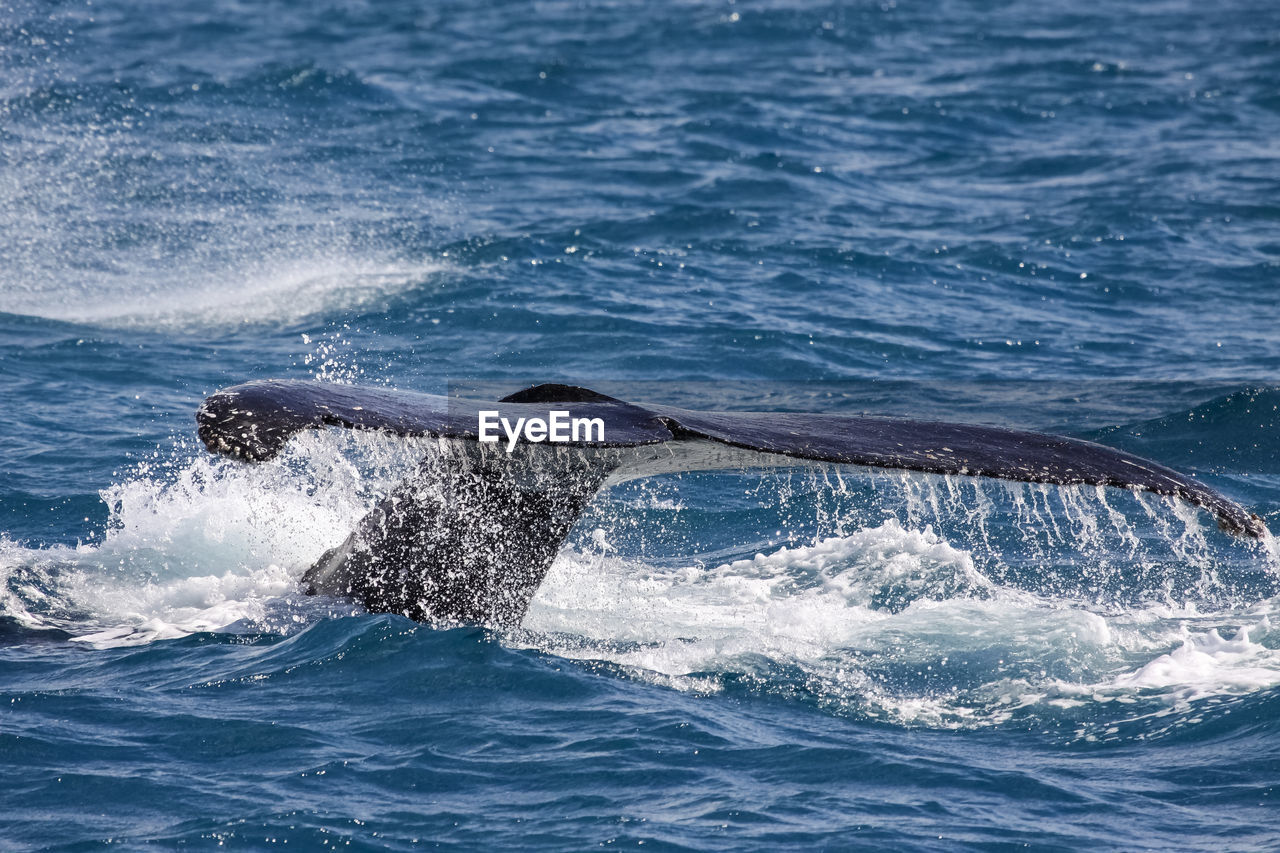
[3,430,1275,739]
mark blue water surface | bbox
[2,0,1280,849]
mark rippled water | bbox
[2,0,1279,849]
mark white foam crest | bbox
[709,519,993,608]
[0,430,426,646]
[69,565,300,648]
[525,522,1029,725]
[523,517,1280,730]
[1109,621,1280,699]
[529,520,985,648]
[1013,613,1280,741]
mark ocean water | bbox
[3,0,1280,848]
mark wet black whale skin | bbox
[195,379,1268,627]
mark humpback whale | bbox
[197,380,1269,627]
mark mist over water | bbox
[2,0,1279,849]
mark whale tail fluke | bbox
[196,379,1269,625]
